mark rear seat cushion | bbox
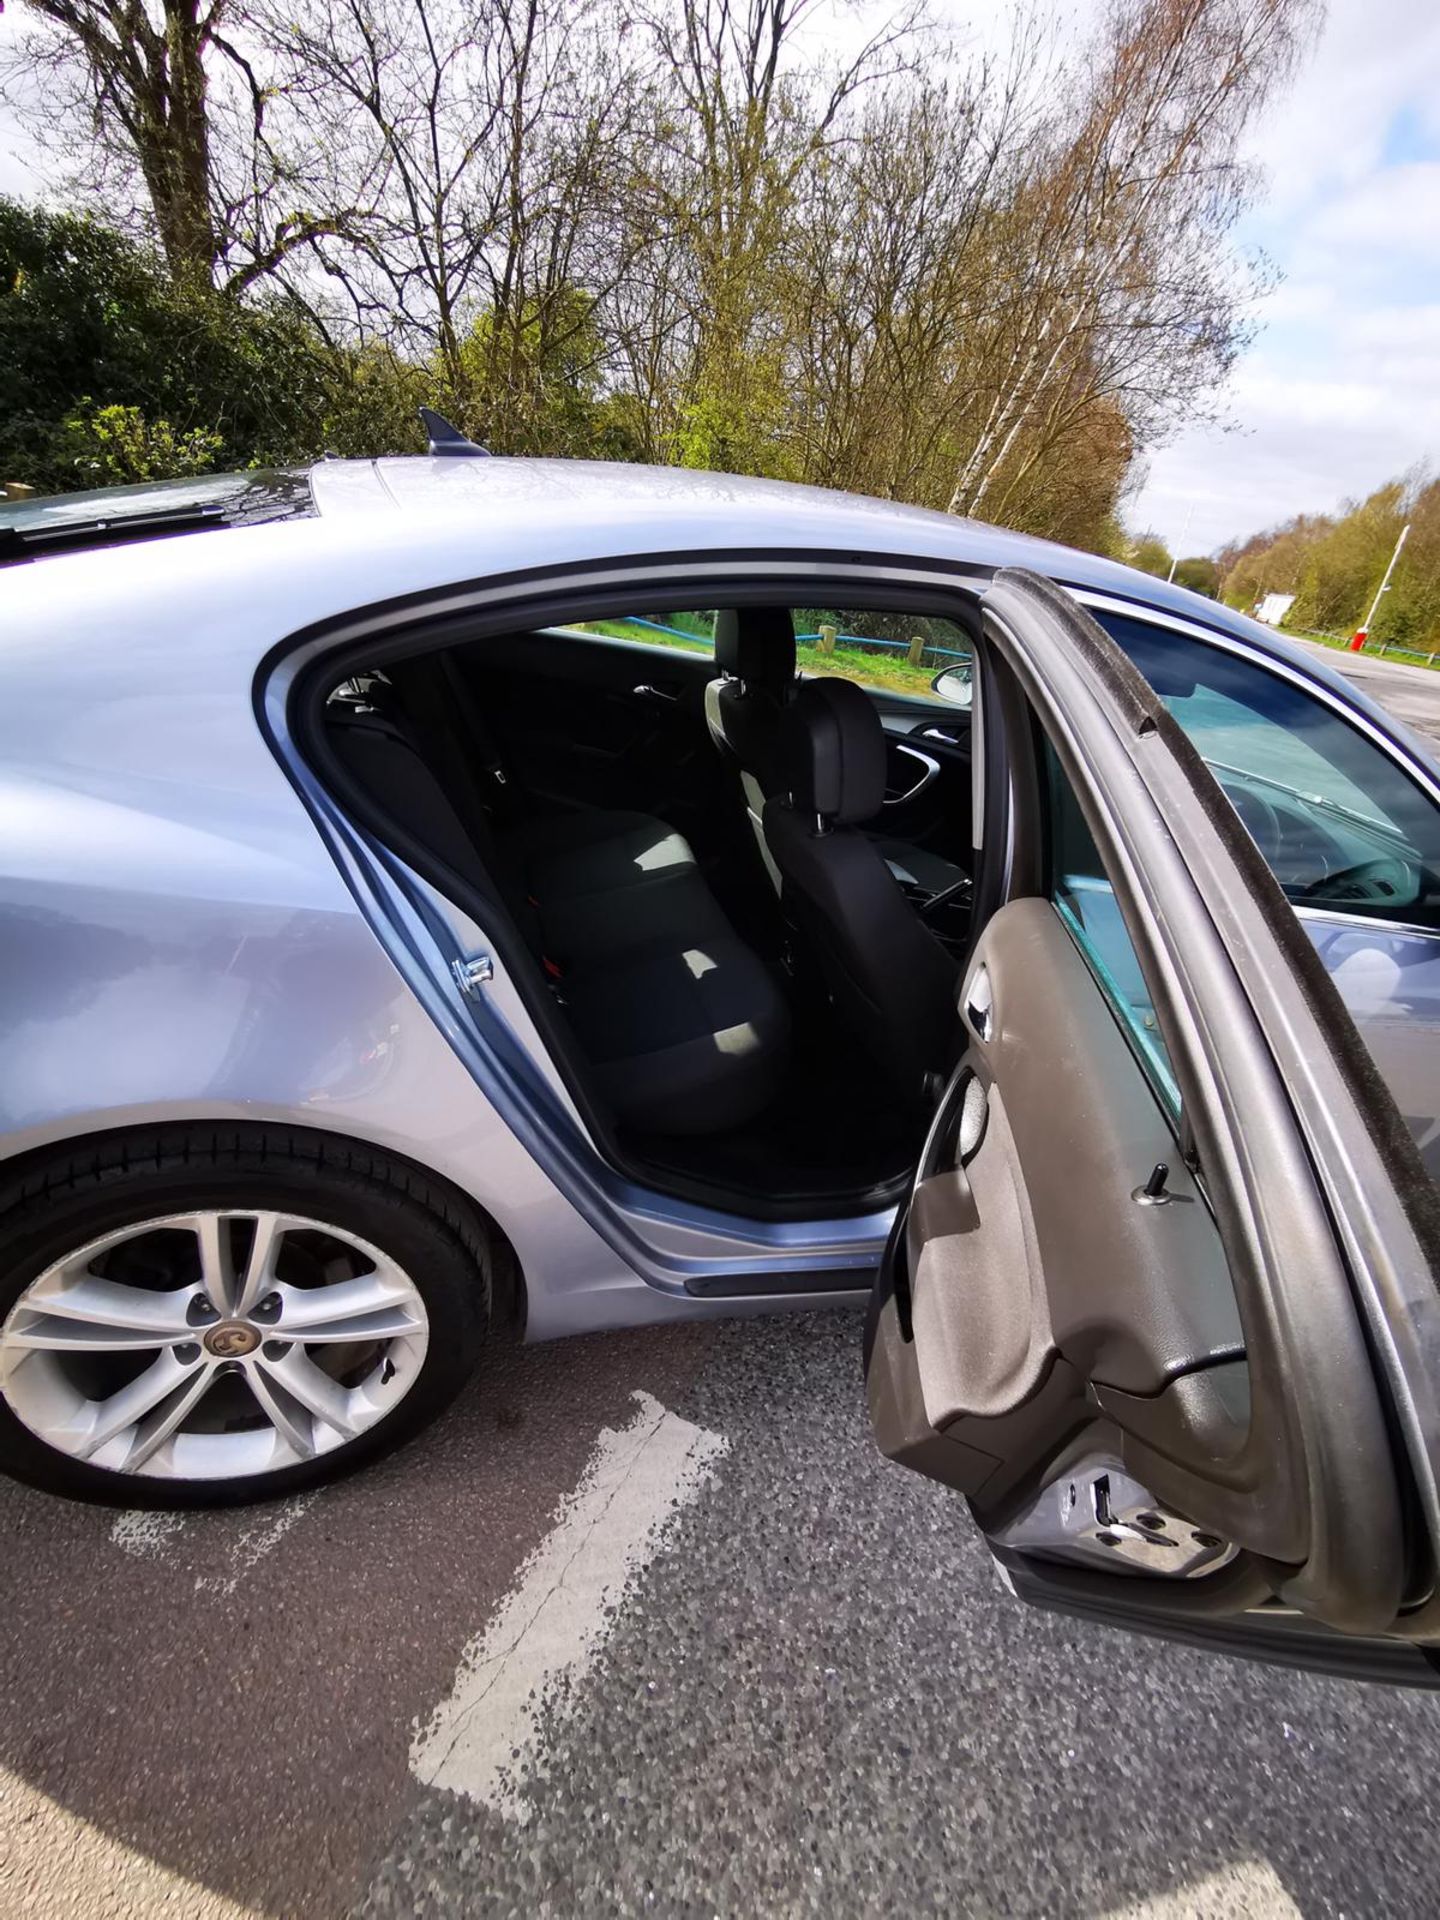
[326,701,789,1135]
[563,935,789,1135]
[508,810,696,893]
[503,809,729,965]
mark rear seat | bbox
[326,691,790,1136]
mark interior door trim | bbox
[980,568,1440,1633]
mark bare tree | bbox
[1,0,1321,547]
[0,0,362,288]
[945,0,1315,520]
[615,0,921,472]
[256,0,652,439]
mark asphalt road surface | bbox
[4,645,1440,1920]
[5,1309,1440,1919]
[1299,637,1440,755]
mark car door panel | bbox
[450,625,724,827]
[870,898,1250,1528]
[870,687,972,855]
[866,567,1440,1671]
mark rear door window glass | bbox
[565,607,971,701]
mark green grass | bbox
[796,641,942,697]
[569,618,712,652]
[569,618,950,699]
[1293,627,1440,673]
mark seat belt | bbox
[436,649,521,825]
[388,657,508,858]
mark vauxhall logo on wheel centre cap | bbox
[203,1322,262,1359]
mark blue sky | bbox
[2,0,1436,557]
[1130,0,1440,554]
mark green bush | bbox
[55,401,223,485]
[0,197,424,492]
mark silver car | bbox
[4,451,1439,1685]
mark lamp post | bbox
[1350,524,1410,652]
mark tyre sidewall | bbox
[0,1155,485,1508]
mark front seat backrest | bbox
[704,606,797,888]
[764,677,960,1103]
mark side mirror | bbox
[930,661,973,709]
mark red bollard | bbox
[1349,629,1368,652]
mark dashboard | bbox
[1217,774,1427,917]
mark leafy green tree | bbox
[1127,532,1174,579]
[1173,556,1220,597]
[457,287,642,459]
[1220,473,1440,653]
[57,402,223,484]
[0,197,422,491]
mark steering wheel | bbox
[1219,781,1285,862]
[1296,856,1417,907]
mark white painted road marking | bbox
[411,1389,728,1817]
[109,1510,186,1559]
[1104,1861,1302,1917]
[109,1494,317,1594]
[0,1766,263,1919]
[194,1495,317,1596]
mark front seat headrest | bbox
[714,607,796,687]
[779,677,887,826]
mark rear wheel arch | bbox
[0,1119,513,1320]
[0,1120,521,1506]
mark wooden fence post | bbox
[907,635,925,667]
[818,623,836,655]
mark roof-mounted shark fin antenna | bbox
[418,407,491,457]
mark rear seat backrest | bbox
[326,704,545,963]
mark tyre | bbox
[0,1127,489,1507]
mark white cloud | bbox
[1132,0,1440,555]
[1302,161,1440,269]
[1242,0,1440,214]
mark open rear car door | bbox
[865,569,1440,1685]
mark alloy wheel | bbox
[0,1210,429,1482]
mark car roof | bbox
[3,452,1425,768]
[305,453,1379,711]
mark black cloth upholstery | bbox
[702,677,788,798]
[565,936,790,1136]
[778,677,887,826]
[763,683,959,1101]
[505,809,731,965]
[328,701,789,1134]
[704,608,799,893]
[707,615,968,907]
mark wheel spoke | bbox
[234,1211,286,1318]
[256,1350,361,1441]
[246,1364,317,1460]
[193,1215,238,1316]
[2,1205,430,1485]
[4,1280,196,1353]
[80,1351,211,1460]
[121,1363,220,1471]
[274,1274,425,1343]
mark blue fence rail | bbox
[621,615,970,665]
